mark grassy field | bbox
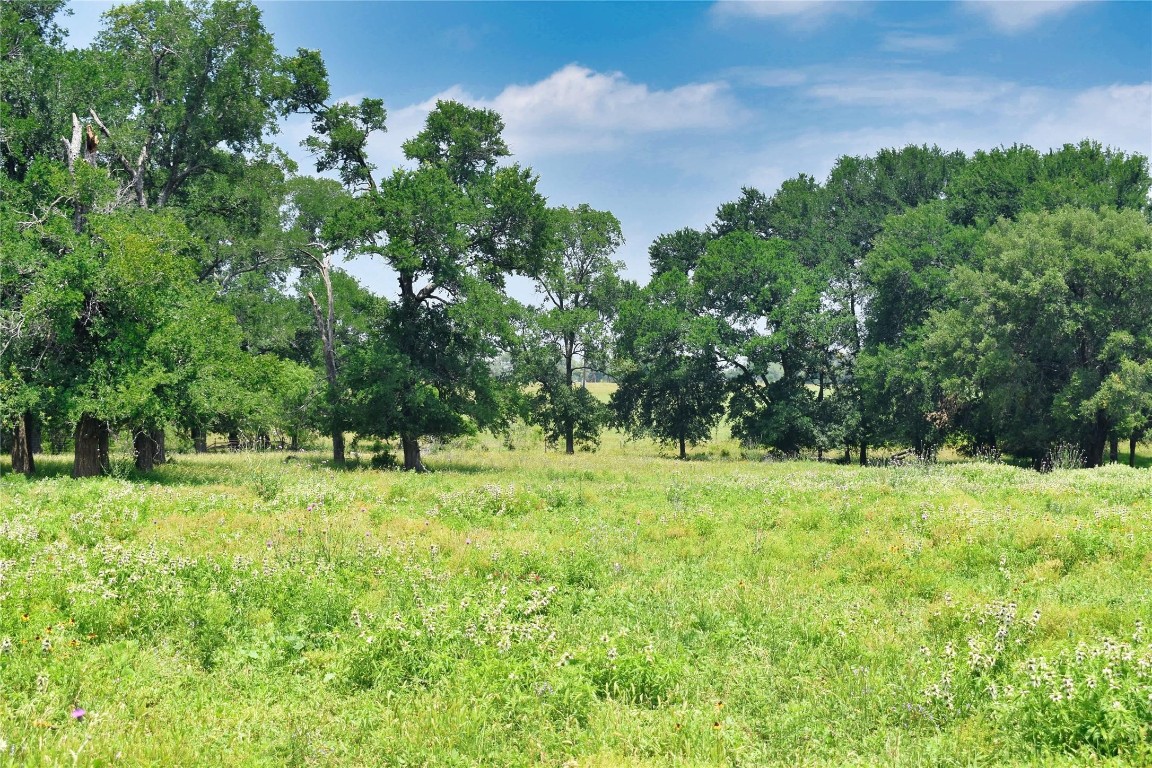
[2,435,1151,766]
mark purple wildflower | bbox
[71,708,85,720]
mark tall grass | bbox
[1,439,1150,766]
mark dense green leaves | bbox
[519,204,624,452]
[923,208,1152,466]
[611,272,726,459]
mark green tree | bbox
[303,100,551,470]
[855,203,982,455]
[1,0,309,475]
[947,142,1150,229]
[925,207,1152,467]
[611,272,726,459]
[647,227,709,277]
[817,147,967,463]
[524,204,624,453]
[282,176,368,464]
[88,0,287,209]
[694,231,823,454]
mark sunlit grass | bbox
[2,435,1151,765]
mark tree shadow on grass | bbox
[2,451,312,487]
[2,451,506,487]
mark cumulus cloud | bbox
[488,65,738,152]
[961,0,1087,34]
[368,64,740,160]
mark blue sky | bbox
[65,1,1152,298]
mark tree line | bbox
[3,0,1150,477]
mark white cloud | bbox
[807,71,1020,113]
[760,80,1151,187]
[362,65,740,160]
[1026,83,1152,153]
[711,1,866,29]
[880,32,959,53]
[282,65,1150,299]
[961,1,1087,34]
[797,70,1152,156]
[489,65,738,152]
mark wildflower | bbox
[71,708,85,720]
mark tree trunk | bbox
[1131,433,1139,468]
[844,445,852,464]
[306,259,345,466]
[192,427,208,453]
[401,435,426,473]
[27,417,42,455]
[679,433,687,460]
[10,412,35,476]
[816,371,825,462]
[564,348,575,455]
[134,429,158,472]
[1109,436,1119,464]
[73,415,110,478]
[1084,411,1109,468]
[859,442,868,467]
[151,428,166,464]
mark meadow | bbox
[1,430,1150,766]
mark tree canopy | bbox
[4,0,1149,476]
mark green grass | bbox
[1,435,1151,766]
